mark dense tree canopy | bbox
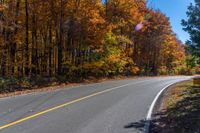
[0,0,187,80]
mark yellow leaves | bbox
[0,0,187,77]
[116,35,133,46]
[107,54,120,62]
[130,65,139,75]
[83,60,104,70]
[82,60,106,76]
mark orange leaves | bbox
[0,4,4,11]
[0,4,7,11]
[0,0,188,77]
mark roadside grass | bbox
[151,80,200,133]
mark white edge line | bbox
[144,78,193,133]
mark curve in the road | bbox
[0,76,192,133]
[144,79,191,133]
[0,82,138,130]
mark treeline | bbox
[0,0,188,81]
[182,0,200,73]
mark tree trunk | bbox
[25,0,29,76]
[57,0,64,75]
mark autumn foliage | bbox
[0,0,187,80]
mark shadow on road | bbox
[151,85,200,133]
[124,119,146,132]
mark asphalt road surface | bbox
[0,76,192,133]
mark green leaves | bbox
[182,1,200,57]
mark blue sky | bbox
[148,0,194,43]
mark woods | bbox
[182,0,200,73]
[0,0,188,81]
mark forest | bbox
[0,0,198,91]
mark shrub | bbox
[158,66,168,75]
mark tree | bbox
[182,1,200,57]
[0,0,187,80]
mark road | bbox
[0,76,191,133]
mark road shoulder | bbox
[150,80,200,133]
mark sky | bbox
[148,0,194,43]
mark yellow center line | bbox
[0,82,135,130]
